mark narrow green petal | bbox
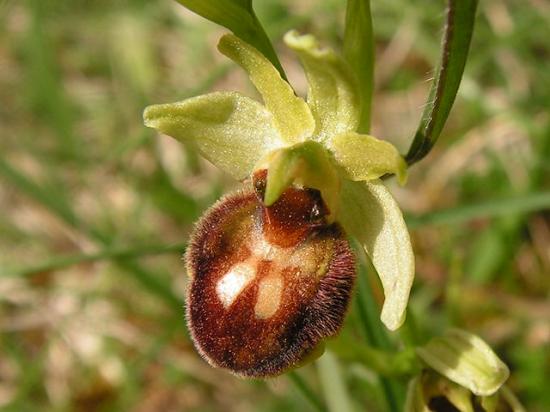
[327,132,407,184]
[339,180,414,330]
[143,91,283,180]
[257,141,341,219]
[284,30,360,141]
[218,34,315,144]
[416,329,510,396]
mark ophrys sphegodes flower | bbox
[144,31,415,377]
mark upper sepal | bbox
[284,30,360,141]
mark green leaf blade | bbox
[406,0,478,165]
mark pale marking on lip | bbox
[216,263,255,308]
[216,231,315,317]
[255,274,284,319]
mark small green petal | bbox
[416,329,510,397]
[284,30,361,141]
[327,132,408,184]
[339,180,414,330]
[256,141,341,219]
[218,34,315,144]
[144,91,283,180]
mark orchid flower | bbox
[143,31,414,376]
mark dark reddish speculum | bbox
[185,170,355,377]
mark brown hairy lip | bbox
[186,175,356,377]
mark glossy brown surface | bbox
[186,176,355,377]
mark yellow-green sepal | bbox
[218,34,315,144]
[338,179,414,330]
[143,91,283,180]
[416,329,510,397]
[327,132,408,184]
[284,30,360,142]
[256,141,341,220]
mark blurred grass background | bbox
[1,0,549,411]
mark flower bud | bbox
[416,329,509,396]
[185,171,355,377]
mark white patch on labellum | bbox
[215,233,308,318]
[216,263,255,308]
[254,274,283,319]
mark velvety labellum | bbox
[186,173,355,377]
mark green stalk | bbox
[317,352,354,412]
[328,336,420,378]
[344,0,374,133]
[355,263,405,412]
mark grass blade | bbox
[0,157,182,311]
[6,243,186,278]
[406,191,550,228]
[317,351,354,412]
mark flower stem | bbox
[344,0,374,133]
[317,351,354,412]
[328,337,420,378]
[356,266,405,412]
